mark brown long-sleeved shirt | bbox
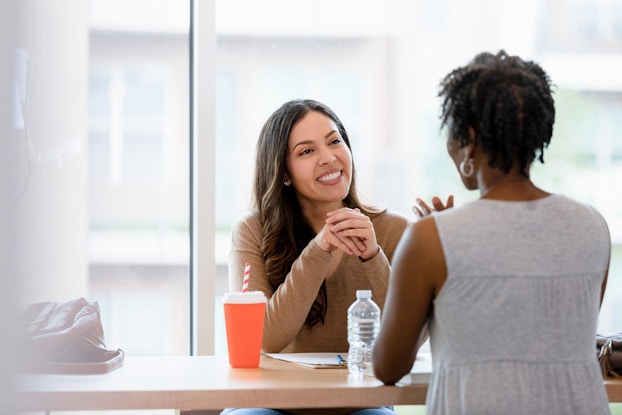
[229,209,409,354]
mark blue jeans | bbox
[220,406,395,415]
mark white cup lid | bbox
[222,291,267,304]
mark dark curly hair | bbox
[438,50,555,176]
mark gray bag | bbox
[17,297,124,374]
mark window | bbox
[88,11,192,355]
[213,0,622,357]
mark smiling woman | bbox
[225,98,409,415]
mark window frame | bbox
[191,0,217,356]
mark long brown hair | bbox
[252,99,383,328]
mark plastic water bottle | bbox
[347,289,380,375]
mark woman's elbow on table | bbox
[372,360,404,385]
[372,347,408,385]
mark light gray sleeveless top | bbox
[428,194,611,415]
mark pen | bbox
[337,354,346,366]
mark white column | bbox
[192,0,217,356]
[15,1,90,304]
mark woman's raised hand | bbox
[412,195,454,219]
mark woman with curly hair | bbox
[224,99,409,415]
[373,51,611,414]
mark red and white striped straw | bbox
[242,262,250,293]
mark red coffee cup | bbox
[223,291,266,368]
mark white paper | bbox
[266,351,432,382]
[266,352,347,368]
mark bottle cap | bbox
[356,290,372,299]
